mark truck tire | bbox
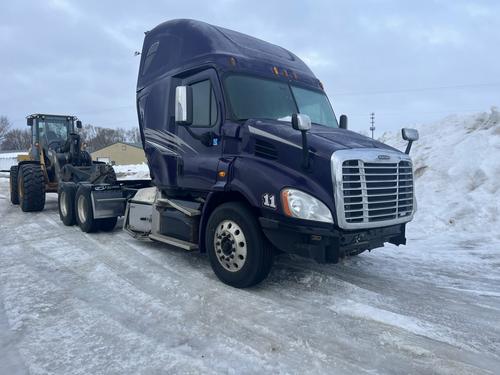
[58,183,77,226]
[97,217,118,232]
[18,164,46,212]
[75,186,98,233]
[206,202,273,288]
[9,165,19,205]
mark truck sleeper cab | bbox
[127,19,419,288]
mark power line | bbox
[347,107,492,118]
[332,82,500,97]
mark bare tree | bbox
[1,129,31,150]
[125,128,141,144]
[0,116,11,145]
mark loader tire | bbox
[75,186,98,233]
[18,164,46,212]
[58,183,77,226]
[9,165,19,205]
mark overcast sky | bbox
[1,0,499,134]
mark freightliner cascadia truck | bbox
[57,19,419,288]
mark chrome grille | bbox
[341,159,414,224]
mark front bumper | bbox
[259,217,406,263]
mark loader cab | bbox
[27,114,82,160]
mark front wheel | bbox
[206,202,273,288]
[18,164,45,212]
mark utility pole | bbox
[370,112,375,139]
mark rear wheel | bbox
[18,164,45,212]
[58,183,77,226]
[206,202,273,288]
[9,165,19,205]
[75,187,98,233]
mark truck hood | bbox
[245,119,399,157]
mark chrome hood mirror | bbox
[291,113,312,132]
[401,128,419,154]
[292,113,312,169]
[402,128,419,141]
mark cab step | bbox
[149,233,198,251]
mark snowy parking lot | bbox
[1,111,500,374]
[1,187,500,374]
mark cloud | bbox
[411,26,464,47]
[48,0,82,20]
[298,51,336,69]
[0,0,498,132]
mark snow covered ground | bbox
[113,163,150,180]
[0,109,499,374]
[0,152,28,171]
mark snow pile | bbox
[379,107,500,238]
[113,163,151,180]
[0,152,28,171]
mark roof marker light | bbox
[272,66,279,75]
[229,56,236,66]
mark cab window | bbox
[190,80,218,127]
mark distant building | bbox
[90,142,146,165]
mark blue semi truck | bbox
[57,19,419,288]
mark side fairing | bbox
[137,75,180,188]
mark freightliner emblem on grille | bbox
[377,155,390,160]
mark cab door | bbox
[176,68,223,193]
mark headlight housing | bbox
[281,188,333,223]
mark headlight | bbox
[281,188,333,223]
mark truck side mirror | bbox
[291,113,311,131]
[402,128,419,141]
[27,118,33,126]
[76,120,82,129]
[401,128,419,154]
[339,114,348,129]
[175,86,193,125]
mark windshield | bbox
[224,75,338,128]
[39,118,70,144]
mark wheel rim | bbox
[214,220,247,272]
[60,191,68,217]
[77,195,87,223]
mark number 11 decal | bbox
[262,193,276,209]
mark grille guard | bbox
[331,148,416,230]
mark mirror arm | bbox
[301,130,310,170]
[405,140,413,154]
